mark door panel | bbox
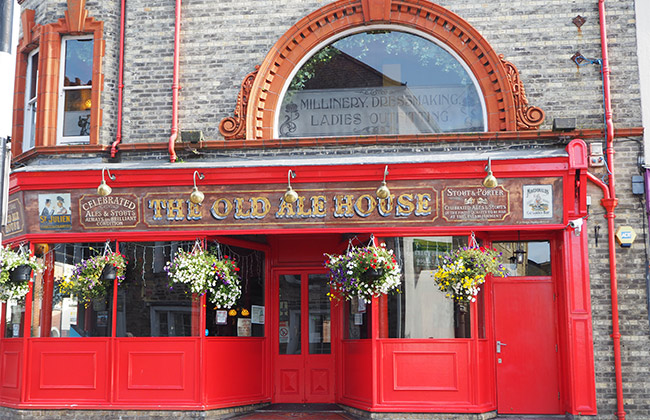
[274,272,335,403]
[494,278,561,414]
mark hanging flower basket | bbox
[0,245,44,301]
[61,251,127,304]
[324,242,401,303]
[9,264,34,283]
[165,248,242,309]
[433,246,507,303]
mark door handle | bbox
[496,340,507,354]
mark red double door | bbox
[493,275,562,414]
[273,271,337,403]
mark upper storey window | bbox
[23,49,39,153]
[57,36,94,144]
[277,29,486,138]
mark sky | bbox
[0,1,19,139]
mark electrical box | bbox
[632,175,644,195]
[589,143,604,167]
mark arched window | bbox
[277,29,485,138]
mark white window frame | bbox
[23,48,39,153]
[57,35,93,145]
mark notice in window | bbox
[251,305,265,324]
[237,318,252,337]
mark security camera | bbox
[568,219,583,229]
[568,218,583,236]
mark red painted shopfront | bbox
[0,144,597,416]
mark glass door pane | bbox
[308,274,331,355]
[279,274,301,355]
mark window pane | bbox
[64,39,93,87]
[308,274,330,354]
[28,52,38,100]
[385,236,473,339]
[493,241,551,276]
[51,243,112,337]
[5,300,25,338]
[279,30,484,138]
[346,297,371,339]
[62,90,91,137]
[117,242,197,337]
[205,243,265,337]
[279,274,301,355]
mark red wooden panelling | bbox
[379,341,472,405]
[204,338,267,406]
[393,351,458,391]
[0,338,24,403]
[115,338,198,403]
[27,339,109,402]
[341,340,373,406]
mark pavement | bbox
[230,404,567,420]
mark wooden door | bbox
[493,276,562,414]
[274,271,335,403]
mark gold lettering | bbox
[187,201,203,221]
[210,198,232,220]
[333,194,355,218]
[166,199,185,221]
[148,199,164,220]
[297,196,312,217]
[275,198,296,218]
[234,197,251,220]
[311,196,327,218]
[250,197,271,219]
[354,194,376,218]
[415,193,432,216]
[396,194,415,217]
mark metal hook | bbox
[193,170,205,188]
[287,169,296,188]
[102,168,116,183]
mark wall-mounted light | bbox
[482,157,498,188]
[376,165,390,199]
[97,168,116,196]
[190,170,205,204]
[284,170,298,203]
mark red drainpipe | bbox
[168,0,181,163]
[595,1,625,419]
[110,0,126,158]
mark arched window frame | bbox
[273,24,489,138]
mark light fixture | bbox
[510,231,526,266]
[97,168,116,196]
[376,165,390,199]
[190,170,205,204]
[284,169,298,203]
[482,157,498,188]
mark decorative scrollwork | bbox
[219,66,259,140]
[499,55,545,130]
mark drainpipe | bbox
[168,0,181,163]
[596,1,625,419]
[110,0,126,158]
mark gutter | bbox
[110,0,126,158]
[168,0,181,163]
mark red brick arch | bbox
[221,0,544,140]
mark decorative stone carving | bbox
[499,55,545,130]
[219,66,259,140]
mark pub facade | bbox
[2,0,648,419]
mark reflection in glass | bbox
[64,39,93,87]
[5,300,25,338]
[308,274,331,354]
[384,236,472,339]
[62,90,91,137]
[493,241,551,276]
[279,274,301,355]
[279,30,484,138]
[117,242,196,337]
[205,242,265,337]
[48,243,111,337]
[346,297,371,339]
